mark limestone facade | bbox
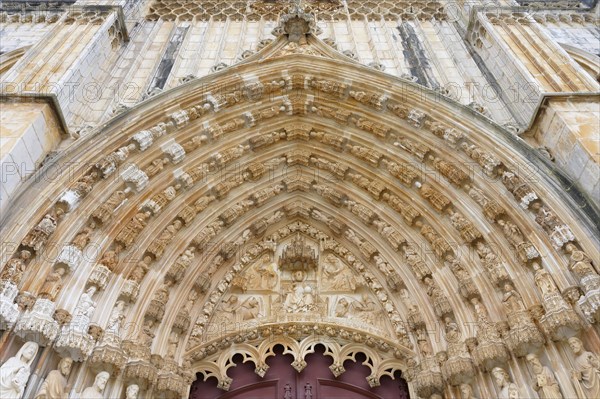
[0,1,599,398]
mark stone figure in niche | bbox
[182,290,198,314]
[566,243,597,278]
[569,337,600,399]
[460,383,478,399]
[167,330,179,358]
[80,371,109,399]
[38,266,67,301]
[92,190,126,224]
[492,367,520,399]
[34,357,73,399]
[322,254,357,291]
[221,295,241,321]
[98,245,123,272]
[130,256,151,283]
[125,384,139,399]
[105,300,126,335]
[22,211,60,252]
[0,250,31,284]
[140,319,156,347]
[0,341,39,399]
[415,328,432,356]
[72,226,94,250]
[526,354,563,399]
[533,263,558,297]
[497,219,525,247]
[502,283,527,313]
[350,293,377,324]
[72,286,97,331]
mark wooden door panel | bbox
[219,380,279,399]
[317,379,384,399]
[189,346,409,399]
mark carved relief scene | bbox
[203,234,393,342]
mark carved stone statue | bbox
[105,300,125,335]
[125,384,139,399]
[492,367,520,399]
[526,354,563,399]
[167,330,179,358]
[497,218,524,247]
[566,244,597,279]
[467,185,504,221]
[442,317,475,385]
[500,282,545,356]
[71,226,94,251]
[424,276,452,318]
[22,211,61,252]
[71,286,97,332]
[115,211,151,248]
[502,283,526,313]
[91,190,127,225]
[475,241,510,286]
[130,256,151,283]
[460,383,478,399]
[34,357,72,399]
[534,265,559,297]
[568,337,600,399]
[38,266,67,301]
[80,371,109,399]
[0,341,39,399]
[0,250,31,284]
[565,245,600,320]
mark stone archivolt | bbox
[0,25,598,399]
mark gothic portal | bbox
[0,1,599,399]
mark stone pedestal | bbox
[14,298,59,345]
[0,281,20,330]
[89,333,127,376]
[540,292,582,340]
[55,245,83,272]
[54,324,96,362]
[578,275,600,324]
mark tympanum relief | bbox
[203,234,393,341]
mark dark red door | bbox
[189,345,410,399]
